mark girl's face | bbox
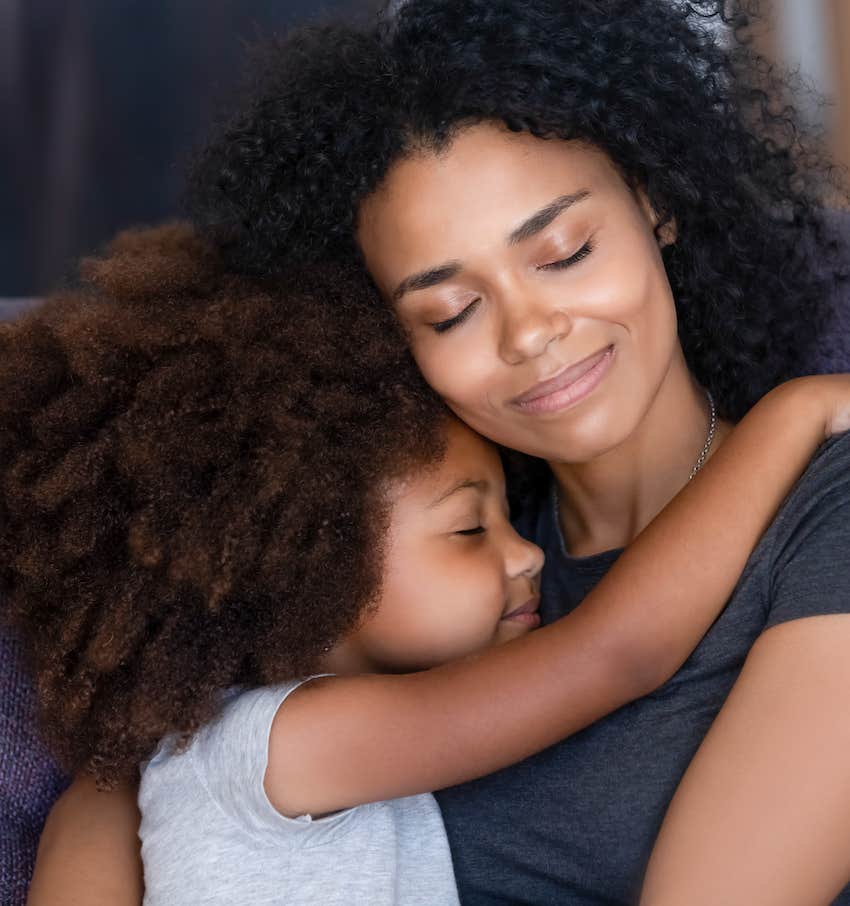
[339,417,544,673]
[357,124,682,463]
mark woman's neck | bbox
[549,350,733,557]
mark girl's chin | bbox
[494,620,537,645]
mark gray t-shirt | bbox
[437,430,850,904]
[139,681,460,905]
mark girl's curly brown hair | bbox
[0,222,447,787]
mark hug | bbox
[4,1,850,903]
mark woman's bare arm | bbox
[27,775,142,906]
[640,615,850,905]
[266,376,849,818]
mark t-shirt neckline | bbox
[548,483,624,574]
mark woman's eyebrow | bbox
[392,261,462,303]
[507,190,591,246]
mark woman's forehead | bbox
[357,125,626,290]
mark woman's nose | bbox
[497,291,572,364]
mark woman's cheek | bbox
[423,354,498,431]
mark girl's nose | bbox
[505,527,545,581]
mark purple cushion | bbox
[0,633,68,906]
[0,300,41,323]
[1,298,68,905]
[817,282,850,373]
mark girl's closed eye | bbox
[455,525,486,536]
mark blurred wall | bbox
[0,0,368,296]
[2,1,848,297]
[755,0,850,173]
[827,0,850,175]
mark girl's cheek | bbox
[477,546,512,601]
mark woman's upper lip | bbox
[512,345,613,406]
[502,595,541,620]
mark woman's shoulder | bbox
[760,429,850,628]
[771,428,850,534]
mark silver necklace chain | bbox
[552,389,717,536]
[688,390,717,481]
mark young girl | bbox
[2,223,848,905]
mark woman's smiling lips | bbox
[501,595,541,627]
[511,345,615,415]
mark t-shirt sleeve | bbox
[765,431,850,631]
[188,680,326,839]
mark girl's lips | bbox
[504,611,541,629]
[502,595,541,627]
[512,345,615,415]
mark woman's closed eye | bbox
[428,237,593,334]
[538,238,594,271]
[455,525,486,536]
[431,298,481,334]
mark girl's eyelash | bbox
[456,526,486,536]
[431,298,481,334]
[539,238,595,271]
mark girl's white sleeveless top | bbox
[139,681,460,905]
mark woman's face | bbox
[357,124,682,463]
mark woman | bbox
[29,0,850,903]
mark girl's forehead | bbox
[388,419,504,512]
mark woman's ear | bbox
[655,217,678,248]
[636,188,677,248]
[655,217,679,249]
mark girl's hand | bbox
[766,374,850,441]
[821,374,850,437]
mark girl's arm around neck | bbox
[266,375,849,819]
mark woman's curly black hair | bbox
[0,223,447,786]
[188,0,848,421]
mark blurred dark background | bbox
[0,0,370,297]
[1,0,848,297]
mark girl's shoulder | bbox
[140,680,323,836]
